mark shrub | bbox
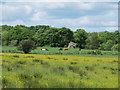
[63,58,68,60]
[47,57,53,59]
[16,61,26,64]
[17,39,36,54]
[68,66,79,73]
[71,62,77,64]
[2,50,4,53]
[33,59,44,64]
[13,55,19,58]
[33,59,41,62]
[33,73,43,78]
[26,56,34,58]
[85,66,94,71]
[7,67,14,71]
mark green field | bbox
[1,46,119,88]
[1,53,118,88]
[1,46,118,57]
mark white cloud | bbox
[76,3,95,10]
[111,4,118,9]
[102,21,117,26]
[31,11,47,21]
[1,3,33,21]
[0,5,2,20]
[76,10,118,27]
[2,4,20,20]
[76,17,90,25]
[52,16,90,26]
[83,27,117,32]
[24,2,65,10]
[2,20,25,25]
[24,5,32,15]
[45,3,65,9]
[1,2,118,32]
[105,27,118,31]
[28,8,117,31]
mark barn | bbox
[67,41,76,48]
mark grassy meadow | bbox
[1,51,119,88]
[1,46,118,57]
[1,2,119,88]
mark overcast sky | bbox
[0,1,118,32]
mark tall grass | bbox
[1,53,118,88]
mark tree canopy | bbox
[1,25,119,51]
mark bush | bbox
[71,62,77,64]
[17,39,36,54]
[13,55,19,58]
[85,66,94,71]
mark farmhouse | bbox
[67,41,76,48]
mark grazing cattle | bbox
[63,48,68,50]
[41,49,48,51]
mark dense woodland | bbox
[1,25,119,51]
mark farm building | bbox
[67,41,77,48]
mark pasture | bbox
[1,46,118,57]
[1,53,118,88]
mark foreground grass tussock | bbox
[1,53,118,88]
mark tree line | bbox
[1,25,119,51]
